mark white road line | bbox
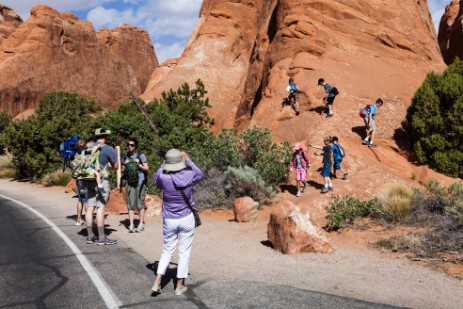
[0,194,122,309]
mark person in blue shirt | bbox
[362,98,383,147]
[318,78,337,117]
[331,136,348,180]
[85,128,119,246]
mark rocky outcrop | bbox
[142,0,444,135]
[0,5,157,117]
[438,0,463,65]
[0,4,22,43]
[267,199,332,254]
[233,196,259,222]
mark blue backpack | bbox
[60,135,79,160]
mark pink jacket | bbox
[290,149,312,169]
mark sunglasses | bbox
[127,143,136,147]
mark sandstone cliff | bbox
[438,0,463,65]
[0,4,22,44]
[142,0,445,135]
[0,5,158,116]
[141,0,454,211]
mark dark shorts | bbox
[333,160,342,170]
[76,179,88,204]
[321,163,332,177]
[326,96,335,105]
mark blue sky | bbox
[1,0,449,63]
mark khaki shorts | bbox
[87,179,110,208]
[126,183,147,210]
[364,117,376,132]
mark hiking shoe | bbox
[302,183,309,193]
[136,224,145,232]
[151,282,161,293]
[97,237,117,246]
[362,140,369,145]
[296,191,301,197]
[86,235,97,244]
[174,286,188,296]
[75,220,84,226]
[321,187,330,193]
[342,173,348,180]
[329,186,333,191]
[128,224,136,233]
[368,143,378,148]
[327,113,334,117]
[296,110,300,116]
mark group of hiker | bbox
[67,128,202,296]
[287,76,384,195]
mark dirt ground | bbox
[106,205,463,309]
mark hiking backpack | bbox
[330,87,339,96]
[125,153,141,187]
[359,104,372,118]
[60,135,79,171]
[70,143,104,180]
[337,144,346,158]
[289,83,299,93]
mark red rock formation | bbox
[0,4,22,43]
[0,5,158,117]
[233,196,259,222]
[267,199,333,254]
[438,0,463,65]
[142,0,445,135]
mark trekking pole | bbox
[116,146,121,192]
[128,92,157,132]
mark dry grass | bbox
[41,170,72,187]
[0,153,16,178]
[380,184,413,222]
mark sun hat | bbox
[164,149,187,172]
[94,128,111,136]
[293,143,302,150]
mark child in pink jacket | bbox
[290,143,312,197]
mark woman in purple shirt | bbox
[151,149,204,296]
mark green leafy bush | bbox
[3,92,101,179]
[224,166,275,203]
[0,111,12,155]
[406,58,463,178]
[326,195,379,230]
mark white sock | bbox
[98,183,103,188]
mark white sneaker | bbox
[128,224,136,233]
[136,224,145,232]
[302,183,309,193]
[296,191,301,197]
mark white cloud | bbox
[87,6,141,30]
[0,0,109,20]
[154,41,185,63]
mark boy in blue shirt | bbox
[331,136,348,180]
[309,136,333,193]
[318,78,337,117]
[362,98,383,147]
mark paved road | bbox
[0,192,404,309]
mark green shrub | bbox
[326,195,379,230]
[194,168,230,210]
[0,152,15,178]
[406,58,463,178]
[224,166,275,203]
[3,92,101,179]
[0,111,12,156]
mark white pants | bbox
[157,213,195,279]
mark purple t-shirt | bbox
[154,160,204,219]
